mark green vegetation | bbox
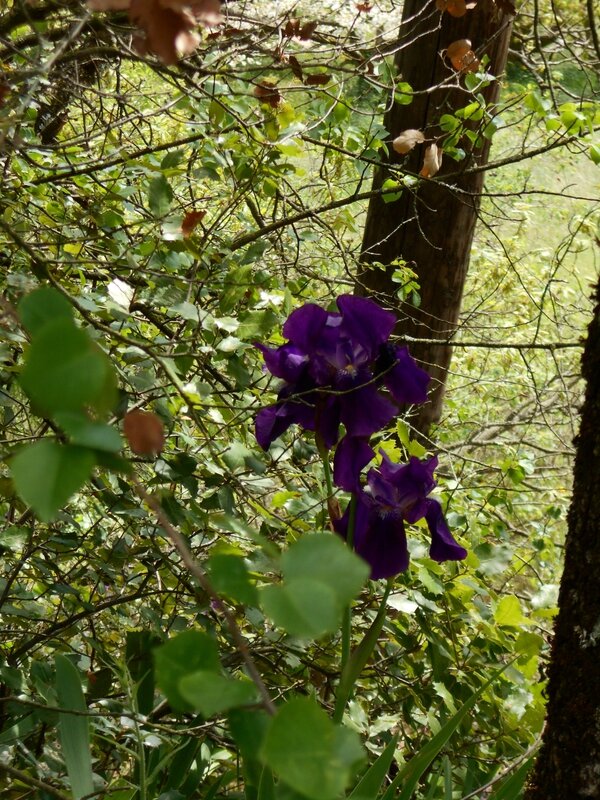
[0,1,598,799]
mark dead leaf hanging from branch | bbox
[420,144,442,178]
[392,129,425,154]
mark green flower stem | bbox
[319,442,334,500]
[334,578,393,723]
[341,495,357,672]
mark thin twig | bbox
[1,763,72,800]
[130,476,276,716]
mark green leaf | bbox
[261,697,364,800]
[381,179,402,203]
[126,631,161,715]
[590,143,600,165]
[11,441,95,522]
[206,553,259,606]
[488,756,534,799]
[154,630,221,712]
[381,664,510,800]
[55,655,94,800]
[55,412,122,452]
[229,708,271,761]
[148,174,174,217]
[20,318,117,416]
[261,579,340,639]
[394,82,413,105]
[18,287,74,335]
[179,670,257,717]
[349,735,398,799]
[0,526,29,553]
[281,533,369,608]
[494,596,528,628]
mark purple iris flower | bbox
[334,454,467,580]
[255,295,430,451]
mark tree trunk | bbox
[524,284,600,798]
[358,0,512,435]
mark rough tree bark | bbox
[524,284,600,798]
[358,0,513,435]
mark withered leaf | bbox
[253,81,282,108]
[447,38,480,72]
[327,496,342,526]
[299,21,318,40]
[356,2,373,11]
[284,18,301,38]
[87,0,130,9]
[161,0,223,26]
[182,209,206,238]
[124,410,165,456]
[420,144,442,178]
[392,129,425,155]
[304,73,331,86]
[129,0,199,65]
[436,0,477,15]
[288,55,304,81]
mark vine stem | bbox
[130,475,276,717]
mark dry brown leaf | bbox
[327,496,342,526]
[253,80,282,108]
[436,0,477,14]
[299,21,318,40]
[356,2,373,11]
[304,73,331,86]
[129,0,200,64]
[160,0,223,26]
[182,209,206,237]
[87,0,130,9]
[447,38,480,72]
[392,129,425,155]
[124,410,165,456]
[420,144,442,178]
[283,19,301,38]
[288,55,304,81]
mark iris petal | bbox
[426,500,468,562]
[282,303,330,352]
[333,436,375,492]
[340,385,397,438]
[383,346,431,405]
[336,295,396,360]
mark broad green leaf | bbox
[20,318,117,416]
[148,174,173,217]
[18,286,73,335]
[589,143,600,165]
[154,630,221,712]
[56,412,122,452]
[261,578,339,639]
[281,533,369,608]
[260,697,364,800]
[11,441,95,522]
[228,708,271,761]
[349,735,398,799]
[206,553,259,606]
[179,670,257,717]
[494,596,528,628]
[55,655,94,800]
